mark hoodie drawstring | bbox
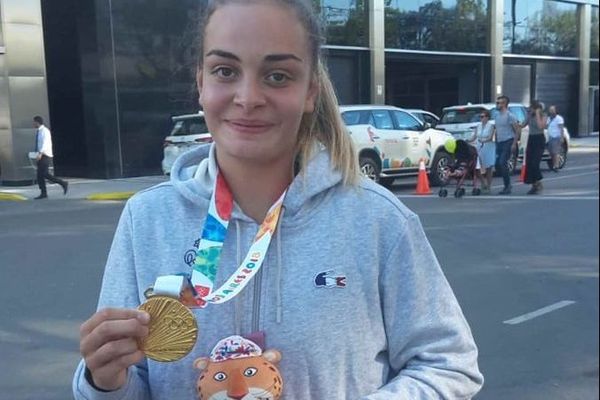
[234,220,242,335]
[275,208,285,324]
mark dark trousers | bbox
[525,134,545,184]
[496,139,514,188]
[37,155,66,195]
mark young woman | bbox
[474,110,496,193]
[73,1,483,399]
[521,100,547,194]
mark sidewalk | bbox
[0,175,168,201]
[570,132,599,148]
[1,133,597,202]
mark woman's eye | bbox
[213,67,235,79]
[266,72,289,84]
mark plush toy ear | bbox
[262,349,281,364]
[193,357,210,371]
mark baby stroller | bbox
[438,139,481,198]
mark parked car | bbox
[437,103,570,173]
[340,105,454,186]
[406,109,440,128]
[162,112,212,175]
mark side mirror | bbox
[422,122,432,131]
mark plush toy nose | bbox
[227,368,249,400]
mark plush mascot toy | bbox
[194,335,283,400]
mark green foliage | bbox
[384,0,488,52]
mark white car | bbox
[437,103,570,173]
[341,105,454,186]
[406,109,440,128]
[162,112,212,175]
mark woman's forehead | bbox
[203,3,310,59]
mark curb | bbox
[0,192,28,201]
[86,191,136,201]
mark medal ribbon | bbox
[185,171,285,307]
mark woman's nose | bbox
[234,79,266,110]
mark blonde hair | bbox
[297,61,359,185]
[198,0,359,185]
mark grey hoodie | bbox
[73,144,483,399]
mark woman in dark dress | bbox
[521,100,547,194]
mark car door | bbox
[392,110,426,168]
[368,109,412,170]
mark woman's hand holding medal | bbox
[79,308,150,391]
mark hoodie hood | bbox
[169,143,343,222]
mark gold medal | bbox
[138,295,198,362]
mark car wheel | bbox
[359,157,381,183]
[430,152,452,186]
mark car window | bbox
[508,106,527,124]
[188,119,209,135]
[370,110,394,130]
[440,108,484,124]
[341,111,362,126]
[170,118,208,136]
[422,114,437,126]
[394,111,422,131]
[411,112,424,123]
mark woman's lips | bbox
[226,119,274,134]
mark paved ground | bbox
[0,146,597,400]
[392,150,599,400]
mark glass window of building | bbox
[592,6,599,60]
[384,0,488,53]
[504,0,578,57]
[315,0,368,47]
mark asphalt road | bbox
[0,150,597,400]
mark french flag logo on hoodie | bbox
[314,270,346,288]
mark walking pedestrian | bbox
[32,116,68,199]
[521,100,547,194]
[73,1,483,399]
[474,109,495,193]
[494,95,520,195]
[546,105,565,172]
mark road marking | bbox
[503,300,576,325]
[491,170,600,189]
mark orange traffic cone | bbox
[519,150,527,183]
[415,159,432,195]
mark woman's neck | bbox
[216,151,294,223]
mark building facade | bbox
[0,0,598,184]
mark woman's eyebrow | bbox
[205,49,240,61]
[205,50,303,63]
[264,54,303,63]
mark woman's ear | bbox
[304,75,318,114]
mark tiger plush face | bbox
[194,336,283,400]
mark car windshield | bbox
[170,118,209,136]
[440,108,485,124]
[341,111,362,126]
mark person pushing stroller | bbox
[439,138,480,198]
